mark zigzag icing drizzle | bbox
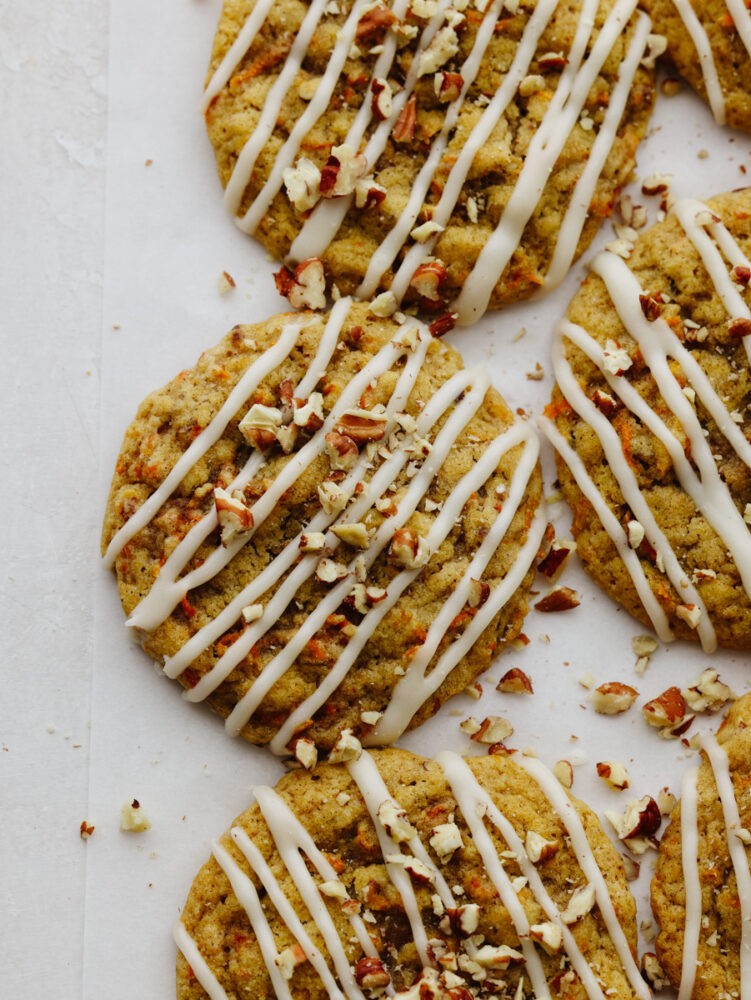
[540,197,751,653]
[175,749,649,999]
[678,735,751,1000]
[203,0,651,322]
[105,301,543,750]
[668,0,751,127]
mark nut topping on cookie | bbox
[560,883,596,923]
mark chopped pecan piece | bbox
[534,586,580,612]
[393,94,417,143]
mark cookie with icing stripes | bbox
[202,0,656,322]
[651,691,751,1000]
[541,187,751,652]
[102,301,544,755]
[175,745,649,1000]
[640,0,751,132]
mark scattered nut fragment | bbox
[641,172,673,195]
[241,603,264,624]
[218,271,236,294]
[388,527,430,569]
[621,854,640,881]
[590,683,639,715]
[459,716,481,736]
[534,586,580,612]
[328,729,362,763]
[80,820,95,840]
[641,953,670,991]
[675,603,702,630]
[325,430,359,470]
[319,144,368,198]
[681,668,734,713]
[120,799,151,833]
[275,944,308,979]
[274,257,327,310]
[354,957,391,990]
[596,761,631,791]
[331,522,370,548]
[315,558,350,583]
[660,76,682,97]
[377,800,416,843]
[318,879,348,900]
[442,903,480,937]
[496,668,533,694]
[577,672,595,690]
[293,737,318,771]
[642,687,694,738]
[467,578,490,609]
[472,944,525,970]
[657,788,677,816]
[529,922,563,954]
[560,883,596,924]
[537,538,576,581]
[429,822,463,862]
[299,531,326,552]
[471,716,513,744]
[409,259,447,301]
[525,830,559,863]
[283,158,322,212]
[336,408,387,442]
[553,760,573,789]
[606,795,661,844]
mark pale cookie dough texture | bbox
[543,188,751,652]
[651,692,751,1000]
[102,301,544,755]
[175,747,649,1000]
[202,0,655,321]
[641,0,751,132]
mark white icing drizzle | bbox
[538,412,675,643]
[209,0,649,319]
[387,0,565,305]
[542,10,651,290]
[173,918,231,1000]
[223,0,331,217]
[102,320,302,571]
[514,755,651,1000]
[107,305,540,751]
[200,0,278,113]
[229,823,354,999]
[128,298,350,632]
[237,0,375,234]
[669,0,727,125]
[547,320,717,648]
[163,322,432,686]
[370,437,546,744]
[452,0,643,324]
[288,0,454,263]
[211,838,295,1000]
[678,764,701,1000]
[674,198,751,365]
[355,0,508,299]
[177,749,650,999]
[544,199,751,650]
[701,734,751,998]
[438,751,610,1000]
[726,0,751,59]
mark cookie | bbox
[541,188,751,652]
[651,692,751,999]
[175,745,650,1000]
[202,0,656,322]
[102,300,545,754]
[640,0,751,132]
